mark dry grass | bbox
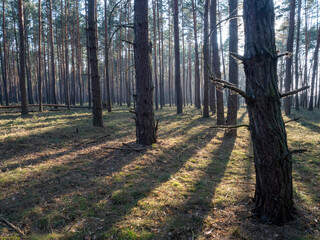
[0,106,319,240]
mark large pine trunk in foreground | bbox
[243,0,294,224]
[134,0,157,145]
[88,0,103,127]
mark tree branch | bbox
[284,117,301,124]
[0,218,25,237]
[280,86,309,98]
[230,52,248,61]
[210,124,249,129]
[209,77,253,101]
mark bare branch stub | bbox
[290,149,308,154]
[280,86,310,98]
[210,124,250,129]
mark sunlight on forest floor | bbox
[0,106,319,239]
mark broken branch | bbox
[0,218,25,237]
[284,117,301,124]
[210,124,249,129]
[280,86,309,98]
[209,77,252,101]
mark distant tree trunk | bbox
[38,0,43,111]
[88,0,103,127]
[191,0,201,109]
[152,0,159,110]
[295,0,301,111]
[2,0,8,106]
[168,3,172,107]
[18,0,28,115]
[211,0,224,125]
[48,0,57,104]
[76,0,83,106]
[243,0,294,224]
[303,0,308,108]
[188,40,192,106]
[174,0,183,114]
[86,0,91,108]
[71,13,76,105]
[308,28,320,111]
[65,0,70,108]
[203,0,209,118]
[134,0,157,145]
[226,0,238,137]
[284,0,295,115]
[104,0,111,112]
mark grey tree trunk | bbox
[295,0,301,111]
[203,0,209,118]
[38,0,43,111]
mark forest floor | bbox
[0,106,319,240]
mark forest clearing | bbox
[0,107,319,239]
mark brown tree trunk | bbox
[191,0,201,109]
[243,0,294,224]
[86,0,91,108]
[88,0,103,127]
[152,0,159,110]
[104,0,111,112]
[134,0,157,145]
[211,0,224,125]
[203,0,209,118]
[284,0,295,115]
[48,0,57,104]
[38,0,42,111]
[2,0,8,105]
[295,0,301,111]
[18,0,28,115]
[226,0,238,137]
[65,0,70,108]
[174,0,183,114]
[76,0,83,106]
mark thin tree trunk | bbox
[295,0,301,111]
[203,0,209,118]
[174,0,183,114]
[104,0,111,112]
[284,0,295,115]
[38,0,42,111]
[152,0,158,110]
[2,0,8,105]
[226,0,238,137]
[191,0,201,109]
[18,0,28,115]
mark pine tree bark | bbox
[211,0,224,125]
[284,0,295,115]
[104,0,111,112]
[88,0,103,127]
[38,0,43,111]
[134,0,157,145]
[295,0,301,111]
[243,0,294,224]
[48,0,57,104]
[203,0,209,118]
[191,0,201,109]
[226,0,238,137]
[152,0,159,110]
[2,0,8,106]
[18,0,28,115]
[174,0,183,114]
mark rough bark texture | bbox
[284,0,295,115]
[134,0,157,145]
[226,0,238,137]
[211,0,224,125]
[18,0,28,115]
[88,0,103,127]
[308,28,320,111]
[243,0,294,224]
[203,0,209,118]
[174,0,183,114]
